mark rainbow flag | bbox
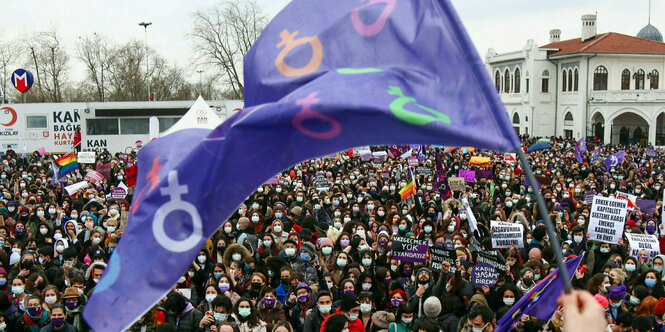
[55,154,78,177]
[399,169,417,200]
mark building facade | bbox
[486,14,665,146]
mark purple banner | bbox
[391,236,428,263]
[476,169,493,180]
[637,199,658,214]
[584,192,596,205]
[389,145,409,157]
[459,169,476,182]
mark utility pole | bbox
[138,22,152,101]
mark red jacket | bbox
[319,307,366,332]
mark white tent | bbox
[160,96,223,137]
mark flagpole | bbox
[516,147,572,293]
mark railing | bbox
[591,89,665,102]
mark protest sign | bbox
[77,152,95,164]
[588,196,627,244]
[84,170,104,185]
[315,174,329,190]
[616,191,637,209]
[462,198,478,234]
[415,166,433,176]
[391,236,428,263]
[430,246,457,273]
[490,220,524,248]
[408,157,419,167]
[371,157,383,167]
[96,163,112,178]
[476,169,493,180]
[626,233,661,258]
[448,177,465,192]
[65,181,89,196]
[111,187,128,200]
[372,150,388,160]
[459,169,476,182]
[125,165,137,187]
[584,192,597,205]
[471,263,499,287]
[477,250,507,274]
[636,200,657,214]
[381,170,390,180]
[38,147,46,156]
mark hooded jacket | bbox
[406,267,444,318]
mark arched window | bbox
[495,71,501,92]
[621,69,630,90]
[650,70,659,89]
[635,69,645,90]
[593,66,608,90]
[504,69,511,93]
[562,69,567,91]
[512,113,520,124]
[564,112,574,126]
[574,68,579,91]
[514,68,521,93]
[541,70,550,93]
[566,70,571,91]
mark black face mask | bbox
[281,278,290,286]
[251,282,262,290]
[22,260,33,270]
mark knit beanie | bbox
[423,296,442,318]
[371,311,395,329]
[608,285,627,301]
[655,298,665,316]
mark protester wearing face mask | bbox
[255,288,285,331]
[388,303,415,332]
[320,292,365,332]
[285,282,315,330]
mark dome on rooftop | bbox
[637,24,663,42]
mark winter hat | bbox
[371,311,395,329]
[655,298,665,316]
[594,294,609,307]
[295,282,311,293]
[290,206,302,216]
[423,296,442,318]
[625,220,637,228]
[319,237,333,248]
[339,292,360,311]
[608,285,627,300]
[300,242,315,256]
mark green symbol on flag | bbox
[388,86,451,125]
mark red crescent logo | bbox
[0,107,17,127]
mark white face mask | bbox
[285,248,296,257]
[45,295,57,305]
[503,297,515,306]
[273,226,282,233]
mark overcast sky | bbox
[1,0,660,82]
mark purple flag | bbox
[574,137,587,163]
[388,144,409,157]
[83,0,520,330]
[496,255,583,332]
[604,150,625,170]
[591,146,601,162]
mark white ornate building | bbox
[486,14,665,146]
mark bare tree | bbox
[76,33,115,101]
[0,39,20,103]
[191,1,268,99]
[106,40,148,101]
[22,29,69,102]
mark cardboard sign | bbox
[490,220,524,248]
[381,170,390,180]
[459,169,476,182]
[471,263,499,287]
[476,169,493,180]
[111,187,127,200]
[408,157,419,167]
[125,165,137,187]
[476,250,507,274]
[462,198,478,234]
[77,152,96,164]
[371,157,383,167]
[626,233,661,258]
[415,166,433,176]
[84,170,104,185]
[448,177,465,192]
[430,246,457,273]
[615,191,636,209]
[96,163,112,178]
[391,236,428,263]
[588,196,628,244]
[584,192,597,205]
[315,174,329,190]
[65,180,89,196]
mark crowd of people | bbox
[0,136,661,331]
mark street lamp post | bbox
[138,22,152,101]
[197,70,204,98]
